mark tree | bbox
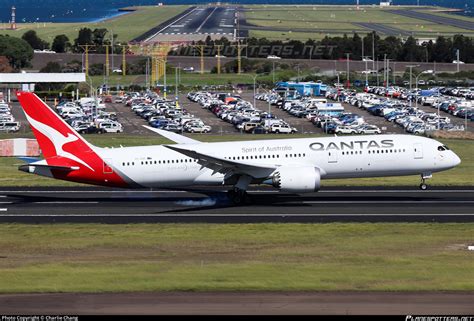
[21,30,49,50]
[0,56,13,73]
[52,34,70,53]
[74,28,94,52]
[40,61,62,73]
[0,35,34,69]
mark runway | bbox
[146,6,236,42]
[355,23,411,37]
[391,9,474,31]
[0,186,472,223]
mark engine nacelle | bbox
[272,166,321,193]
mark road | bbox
[146,6,237,42]
[1,292,473,315]
[0,187,472,223]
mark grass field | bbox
[243,5,474,39]
[0,134,471,187]
[0,223,472,293]
[91,70,300,87]
[0,6,188,43]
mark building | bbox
[275,81,328,97]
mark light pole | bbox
[363,56,370,88]
[407,64,419,107]
[173,67,180,107]
[252,74,258,108]
[413,70,430,116]
[345,53,351,89]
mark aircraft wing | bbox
[164,145,277,178]
[143,125,201,145]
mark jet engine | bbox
[271,166,321,193]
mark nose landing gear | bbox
[419,173,432,190]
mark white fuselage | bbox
[97,134,461,189]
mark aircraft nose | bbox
[452,153,461,167]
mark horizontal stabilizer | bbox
[19,163,80,173]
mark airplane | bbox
[16,92,461,204]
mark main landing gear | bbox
[227,175,253,205]
[419,173,432,190]
[227,188,251,205]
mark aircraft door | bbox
[328,150,338,163]
[414,143,423,159]
[103,158,114,174]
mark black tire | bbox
[420,183,428,190]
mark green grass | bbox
[0,134,472,187]
[249,30,339,41]
[242,5,474,40]
[0,223,472,292]
[91,70,300,87]
[0,5,189,43]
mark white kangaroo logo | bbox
[26,114,95,172]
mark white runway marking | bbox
[32,201,100,204]
[0,209,7,212]
[0,189,472,194]
[195,7,218,33]
[303,201,474,204]
[2,213,474,217]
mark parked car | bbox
[98,122,123,133]
[187,124,211,133]
[0,122,20,132]
[335,125,357,135]
[356,125,381,135]
[269,123,297,134]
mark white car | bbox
[187,124,211,133]
[112,69,123,73]
[98,122,123,133]
[362,58,373,62]
[356,125,381,135]
[452,60,465,64]
[0,121,20,132]
[335,125,358,135]
[270,124,297,134]
[267,55,281,60]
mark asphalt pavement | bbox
[147,6,236,42]
[0,186,472,223]
[391,9,474,31]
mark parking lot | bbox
[4,87,472,138]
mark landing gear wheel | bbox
[419,174,430,190]
[227,188,250,205]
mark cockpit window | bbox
[438,145,450,151]
[443,145,450,150]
